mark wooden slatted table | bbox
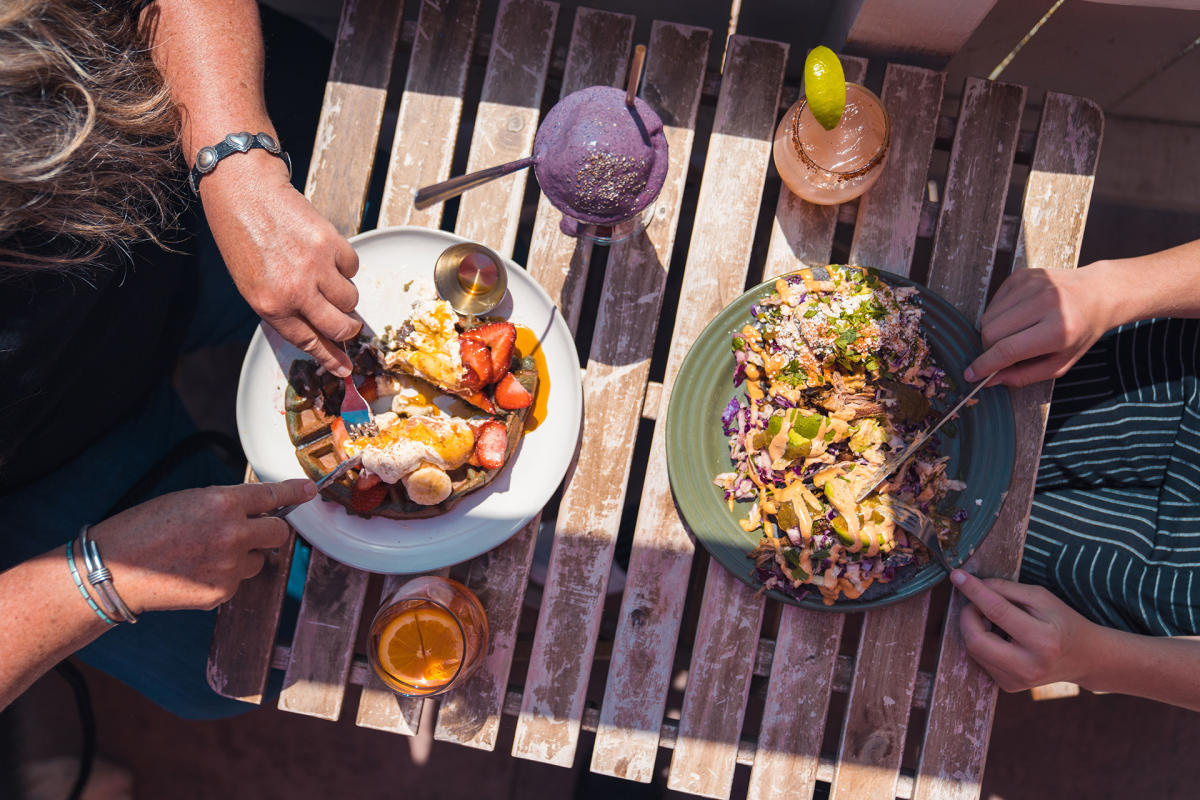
[208,2,1103,797]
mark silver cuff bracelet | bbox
[188,131,292,194]
[79,525,138,624]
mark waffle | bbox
[284,339,538,520]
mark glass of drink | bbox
[772,82,891,206]
[367,576,489,697]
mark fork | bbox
[886,500,956,573]
[339,344,378,439]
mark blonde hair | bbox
[0,0,180,273]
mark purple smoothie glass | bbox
[533,86,669,243]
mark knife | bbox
[268,454,363,518]
[854,370,999,503]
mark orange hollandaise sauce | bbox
[514,324,550,431]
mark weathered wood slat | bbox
[277,550,370,719]
[355,575,424,734]
[622,35,785,800]
[377,0,482,229]
[745,608,843,800]
[762,55,867,274]
[849,64,946,274]
[434,517,539,749]
[924,78,1028,321]
[304,0,406,237]
[210,0,405,704]
[208,468,296,704]
[522,7,634,331]
[671,564,768,799]
[452,0,559,253]
[576,20,713,782]
[829,75,1026,800]
[914,92,1101,800]
[513,19,712,770]
[830,601,929,800]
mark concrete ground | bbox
[7,2,1200,798]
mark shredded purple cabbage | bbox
[721,396,740,435]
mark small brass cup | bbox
[433,243,508,317]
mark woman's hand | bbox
[88,479,315,614]
[963,265,1119,388]
[950,569,1108,691]
[200,153,361,376]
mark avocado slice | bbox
[830,514,856,545]
[789,411,825,440]
[776,500,800,532]
[822,476,861,540]
[783,430,812,460]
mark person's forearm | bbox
[143,0,280,169]
[0,546,112,710]
[1087,239,1200,328]
[1078,626,1200,711]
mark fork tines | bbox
[349,421,379,438]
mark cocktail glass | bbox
[367,576,489,697]
[773,82,891,206]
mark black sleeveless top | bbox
[0,230,198,491]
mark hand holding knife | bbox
[854,370,999,503]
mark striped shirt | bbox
[1023,318,1200,635]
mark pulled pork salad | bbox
[714,266,966,605]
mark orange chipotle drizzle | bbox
[514,325,550,431]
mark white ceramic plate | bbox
[235,226,583,573]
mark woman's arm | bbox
[966,239,1200,387]
[0,546,113,710]
[0,479,312,711]
[141,0,360,376]
[952,570,1200,712]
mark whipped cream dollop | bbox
[361,437,435,485]
[354,417,475,485]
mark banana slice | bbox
[402,463,453,505]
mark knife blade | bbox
[854,370,999,503]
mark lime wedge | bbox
[804,46,846,131]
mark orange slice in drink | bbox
[376,604,465,688]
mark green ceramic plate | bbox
[666,267,1015,611]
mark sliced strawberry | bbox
[462,390,497,415]
[459,337,494,389]
[350,481,389,513]
[330,417,350,459]
[356,471,382,491]
[494,372,533,410]
[463,322,517,381]
[473,420,508,470]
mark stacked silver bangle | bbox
[78,525,138,624]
